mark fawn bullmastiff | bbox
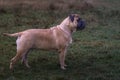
[3,14,85,70]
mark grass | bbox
[0,0,120,80]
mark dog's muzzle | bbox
[77,18,86,30]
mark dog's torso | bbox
[17,26,71,51]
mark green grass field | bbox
[0,0,120,80]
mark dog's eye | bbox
[77,18,81,22]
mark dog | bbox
[3,14,85,70]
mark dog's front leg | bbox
[59,48,67,70]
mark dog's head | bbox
[69,14,86,31]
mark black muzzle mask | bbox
[77,18,85,30]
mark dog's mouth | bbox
[77,18,86,30]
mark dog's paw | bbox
[61,66,66,70]
[26,64,31,69]
[10,63,13,70]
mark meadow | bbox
[0,0,120,80]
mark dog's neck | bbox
[59,17,73,34]
[57,17,73,44]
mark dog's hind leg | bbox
[10,49,28,70]
[21,50,30,68]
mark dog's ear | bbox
[69,14,75,22]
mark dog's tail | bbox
[3,32,22,37]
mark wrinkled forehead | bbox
[69,14,81,22]
[71,14,80,18]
